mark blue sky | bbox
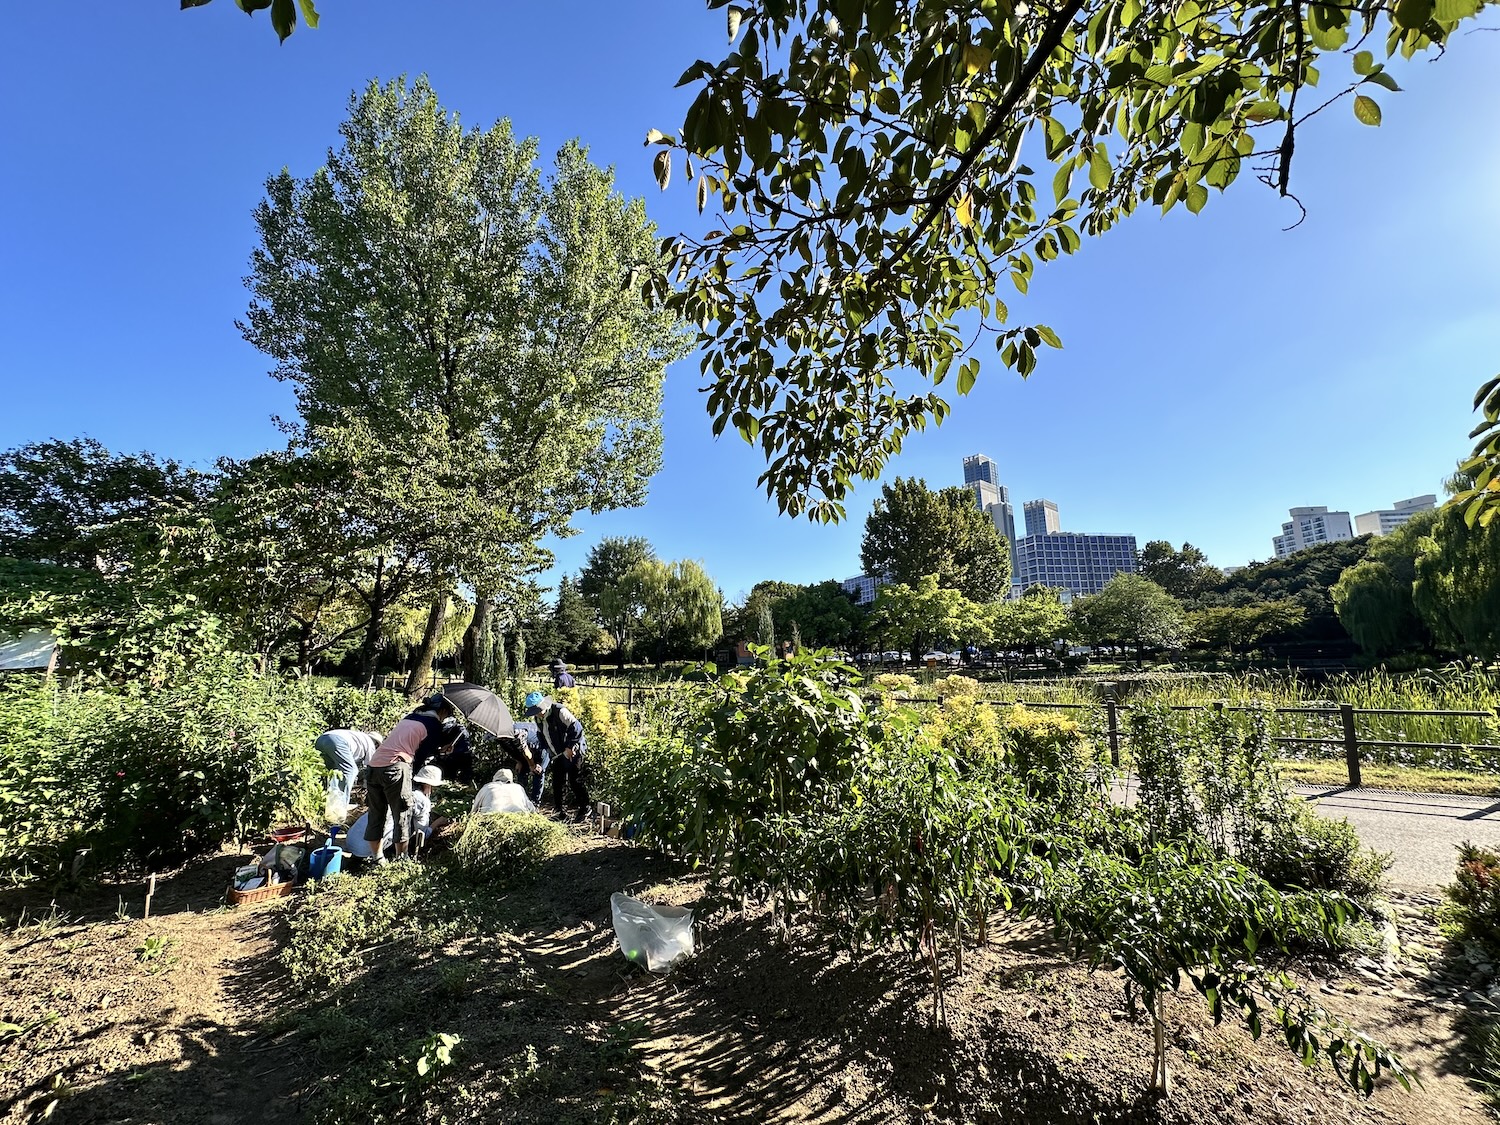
[2,3,1496,603]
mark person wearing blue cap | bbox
[524,691,590,821]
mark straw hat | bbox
[413,765,446,787]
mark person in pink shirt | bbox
[364,695,457,862]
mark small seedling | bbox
[134,935,177,974]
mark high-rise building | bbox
[963,454,1001,510]
[1272,506,1354,558]
[963,454,1017,575]
[1354,494,1437,537]
[1023,499,1060,537]
[1013,532,1138,596]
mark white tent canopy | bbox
[0,630,58,672]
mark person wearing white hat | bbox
[471,767,536,815]
[408,764,452,855]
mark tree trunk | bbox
[297,619,315,678]
[404,591,450,697]
[462,595,493,683]
[358,557,389,688]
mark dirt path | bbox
[2,841,1495,1125]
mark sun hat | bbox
[493,768,515,784]
[549,658,567,671]
[413,765,446,787]
[523,691,548,716]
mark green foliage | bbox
[1138,541,1222,600]
[0,661,376,883]
[1189,599,1307,653]
[924,692,1005,761]
[1205,538,1372,645]
[180,0,319,44]
[1246,800,1393,902]
[616,558,724,663]
[990,585,1072,655]
[282,861,436,991]
[552,686,635,805]
[1073,574,1186,653]
[648,0,1480,519]
[999,706,1100,817]
[1332,511,1437,656]
[860,478,1010,602]
[1414,500,1500,657]
[870,574,990,658]
[452,813,569,888]
[1444,841,1500,954]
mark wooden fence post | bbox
[1339,703,1362,789]
[1105,695,1121,768]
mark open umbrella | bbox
[438,681,515,739]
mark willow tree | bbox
[645,0,1488,520]
[242,76,689,691]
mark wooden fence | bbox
[536,678,1500,789]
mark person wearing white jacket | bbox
[471,768,536,815]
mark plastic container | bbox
[307,843,344,881]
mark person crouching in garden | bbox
[523,691,589,822]
[408,764,453,856]
[315,727,382,805]
[364,695,457,862]
[415,719,474,784]
[472,767,535,815]
[549,658,576,688]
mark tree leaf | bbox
[644,128,668,146]
[653,149,672,191]
[956,359,978,396]
[269,0,295,41]
[1352,95,1382,127]
[697,175,709,214]
[1364,71,1402,92]
[955,192,974,228]
[1393,0,1435,28]
[962,43,992,77]
[1352,50,1375,76]
[1434,0,1480,19]
[1088,149,1110,191]
[727,5,745,44]
[296,0,319,29]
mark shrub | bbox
[923,694,1004,761]
[1001,706,1099,815]
[452,813,568,887]
[553,687,634,805]
[931,674,980,698]
[1243,801,1392,903]
[282,861,436,991]
[870,672,916,697]
[1445,841,1500,953]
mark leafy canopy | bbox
[861,477,1011,602]
[649,0,1483,520]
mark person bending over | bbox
[523,691,589,822]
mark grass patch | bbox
[1278,759,1500,795]
[452,813,571,887]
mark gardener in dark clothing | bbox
[523,691,589,821]
[549,659,576,689]
[414,720,474,785]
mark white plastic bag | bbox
[324,780,349,825]
[610,892,694,973]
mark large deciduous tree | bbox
[617,558,724,665]
[871,574,991,660]
[1331,511,1436,656]
[861,478,1011,602]
[1137,541,1221,601]
[645,0,1483,519]
[1413,496,1500,657]
[241,76,688,692]
[1073,574,1185,654]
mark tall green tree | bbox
[242,76,687,692]
[0,438,202,569]
[871,574,991,661]
[1201,538,1369,647]
[1188,600,1307,654]
[580,536,658,664]
[618,558,724,665]
[646,0,1484,520]
[775,580,867,650]
[990,585,1072,656]
[549,576,599,661]
[1414,501,1500,657]
[861,478,1011,603]
[1073,574,1186,654]
[1137,541,1221,601]
[1331,511,1437,656]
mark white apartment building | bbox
[1272,506,1354,558]
[840,574,885,606]
[1354,494,1437,537]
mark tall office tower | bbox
[1271,506,1354,558]
[963,454,1001,509]
[1013,532,1139,597]
[1023,499,1061,537]
[1354,494,1438,537]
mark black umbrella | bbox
[439,681,515,738]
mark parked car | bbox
[921,650,959,665]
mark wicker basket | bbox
[227,878,298,906]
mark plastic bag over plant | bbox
[610,892,694,973]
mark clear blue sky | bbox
[2,3,1497,604]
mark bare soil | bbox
[0,836,1492,1125]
